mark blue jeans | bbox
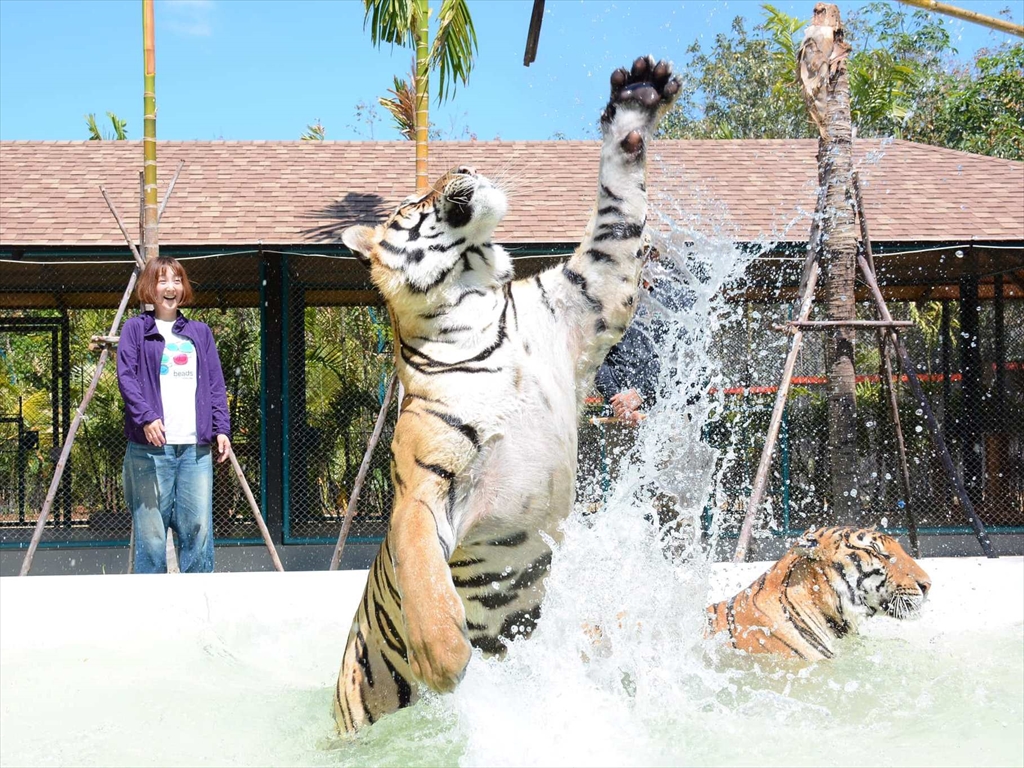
[123,442,215,573]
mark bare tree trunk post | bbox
[799,3,858,518]
[818,5,858,518]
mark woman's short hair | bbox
[136,256,194,306]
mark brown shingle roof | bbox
[1,139,1021,248]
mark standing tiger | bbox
[333,56,682,732]
[706,527,932,661]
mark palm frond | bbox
[363,0,416,47]
[301,119,326,141]
[85,113,103,141]
[761,3,803,63]
[107,111,127,140]
[379,65,416,140]
[430,0,478,104]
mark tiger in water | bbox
[333,55,682,732]
[706,527,932,661]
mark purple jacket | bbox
[116,312,231,446]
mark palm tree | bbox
[85,112,128,140]
[362,0,478,192]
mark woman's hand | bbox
[216,434,231,464]
[143,419,166,446]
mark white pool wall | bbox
[2,557,1020,671]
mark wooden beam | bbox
[523,0,545,66]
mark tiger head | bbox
[342,166,512,303]
[792,526,932,620]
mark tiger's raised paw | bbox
[602,56,681,123]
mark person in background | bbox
[595,321,659,425]
[116,256,231,573]
[595,244,664,425]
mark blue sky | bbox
[0,0,1018,143]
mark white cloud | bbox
[161,0,214,38]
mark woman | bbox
[116,256,231,573]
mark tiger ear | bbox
[792,528,821,560]
[342,225,377,266]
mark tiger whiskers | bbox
[887,591,924,620]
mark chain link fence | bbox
[283,256,396,543]
[2,250,1021,556]
[578,295,1024,540]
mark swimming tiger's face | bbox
[342,166,510,299]
[795,527,932,620]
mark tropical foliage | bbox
[657,2,1024,161]
[361,0,478,187]
[85,112,128,140]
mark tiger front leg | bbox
[561,56,681,371]
[389,422,472,693]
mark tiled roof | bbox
[0,139,1021,248]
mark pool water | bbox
[1,558,1021,767]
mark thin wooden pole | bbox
[100,186,146,269]
[330,372,397,571]
[523,0,545,66]
[894,0,1023,37]
[877,333,920,555]
[857,253,995,557]
[19,270,141,576]
[228,448,284,571]
[851,171,919,554]
[158,160,184,224]
[776,320,914,330]
[733,256,821,562]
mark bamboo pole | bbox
[228,448,284,572]
[857,253,995,557]
[895,0,1023,37]
[733,256,821,563]
[330,372,398,571]
[414,0,429,192]
[142,0,158,262]
[19,269,141,576]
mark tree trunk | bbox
[414,0,430,193]
[142,0,158,262]
[812,4,860,517]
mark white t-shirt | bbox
[155,318,198,444]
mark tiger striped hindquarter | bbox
[334,56,682,733]
[706,527,932,661]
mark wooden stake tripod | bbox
[19,168,283,576]
[733,172,995,562]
